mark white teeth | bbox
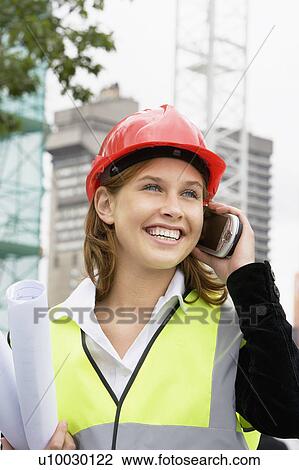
[150,234,178,241]
[145,227,181,240]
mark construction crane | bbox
[174,0,249,211]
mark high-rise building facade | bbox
[246,134,272,261]
[216,131,273,262]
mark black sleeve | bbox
[227,261,299,438]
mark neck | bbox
[97,264,177,315]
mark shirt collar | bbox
[56,268,189,335]
[55,268,191,363]
[150,267,188,320]
[59,266,188,309]
[57,277,101,346]
[59,277,96,314]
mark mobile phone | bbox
[196,207,243,258]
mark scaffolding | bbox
[174,0,249,210]
[0,69,46,332]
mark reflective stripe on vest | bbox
[49,289,260,450]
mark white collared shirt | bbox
[58,268,188,399]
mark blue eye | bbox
[143,184,200,199]
[143,184,160,192]
[184,190,200,199]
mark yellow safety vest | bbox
[49,289,260,450]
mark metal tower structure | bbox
[0,70,46,332]
[174,0,249,211]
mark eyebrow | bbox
[137,175,203,188]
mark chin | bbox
[143,258,181,270]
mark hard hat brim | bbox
[86,141,226,202]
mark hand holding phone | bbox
[192,201,255,283]
[197,207,243,259]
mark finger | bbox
[62,432,77,450]
[208,202,252,229]
[208,200,228,206]
[45,421,68,450]
[208,201,241,213]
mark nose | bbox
[159,194,184,219]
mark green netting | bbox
[0,68,46,332]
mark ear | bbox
[94,186,115,225]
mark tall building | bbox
[46,89,138,306]
[246,134,272,261]
[216,130,273,262]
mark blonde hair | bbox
[83,159,228,306]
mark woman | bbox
[2,105,299,450]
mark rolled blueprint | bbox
[0,331,28,449]
[6,280,58,450]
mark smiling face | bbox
[94,157,205,272]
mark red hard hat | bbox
[86,104,226,202]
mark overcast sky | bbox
[42,0,299,324]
